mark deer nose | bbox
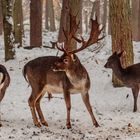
[104,63,107,68]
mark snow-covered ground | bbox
[1,32,140,140]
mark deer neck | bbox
[66,63,88,86]
[112,60,125,80]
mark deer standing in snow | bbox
[23,13,104,128]
[0,65,10,127]
[104,51,140,112]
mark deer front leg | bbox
[28,92,41,127]
[0,120,2,127]
[81,93,99,127]
[0,115,1,127]
[64,92,71,129]
[132,86,139,112]
[36,94,48,127]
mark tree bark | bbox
[137,1,140,41]
[45,0,56,31]
[96,0,100,24]
[58,0,81,51]
[90,1,96,20]
[109,0,134,87]
[0,1,3,35]
[13,0,23,47]
[132,0,139,41]
[84,10,88,33]
[102,0,107,34]
[45,0,49,30]
[78,0,82,34]
[1,0,15,61]
[48,0,56,31]
[58,0,69,43]
[68,0,81,50]
[30,0,42,47]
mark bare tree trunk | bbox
[132,0,139,41]
[109,0,134,87]
[45,0,49,30]
[137,1,140,41]
[96,0,100,24]
[1,0,15,61]
[84,10,88,33]
[102,0,107,34]
[90,1,96,20]
[58,0,69,43]
[78,0,82,34]
[108,0,111,35]
[58,0,81,50]
[30,0,42,47]
[13,0,23,47]
[0,1,3,35]
[89,0,100,27]
[45,0,56,31]
[48,0,56,31]
[68,0,81,50]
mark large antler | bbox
[55,11,80,54]
[63,12,80,50]
[69,17,104,54]
[56,12,104,54]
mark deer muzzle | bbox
[104,62,109,68]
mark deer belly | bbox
[43,84,63,94]
[69,85,87,94]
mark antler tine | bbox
[56,43,67,54]
[69,17,104,54]
[63,27,68,41]
[63,12,80,50]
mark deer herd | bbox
[0,13,140,130]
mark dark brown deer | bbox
[23,13,104,128]
[0,64,10,127]
[104,51,140,112]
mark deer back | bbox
[23,54,90,94]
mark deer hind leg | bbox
[35,93,48,127]
[28,91,41,127]
[0,116,2,127]
[64,92,71,129]
[81,93,99,127]
[132,85,139,112]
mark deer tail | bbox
[22,65,28,83]
[0,65,10,102]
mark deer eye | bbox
[63,59,68,64]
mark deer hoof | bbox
[133,109,137,112]
[41,121,48,127]
[0,123,2,127]
[94,122,100,127]
[133,107,137,112]
[67,123,71,129]
[35,122,41,127]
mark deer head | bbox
[104,51,123,68]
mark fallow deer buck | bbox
[23,13,104,128]
[0,64,10,127]
[104,51,140,112]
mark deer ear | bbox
[71,54,76,62]
[113,51,117,55]
[118,51,123,57]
